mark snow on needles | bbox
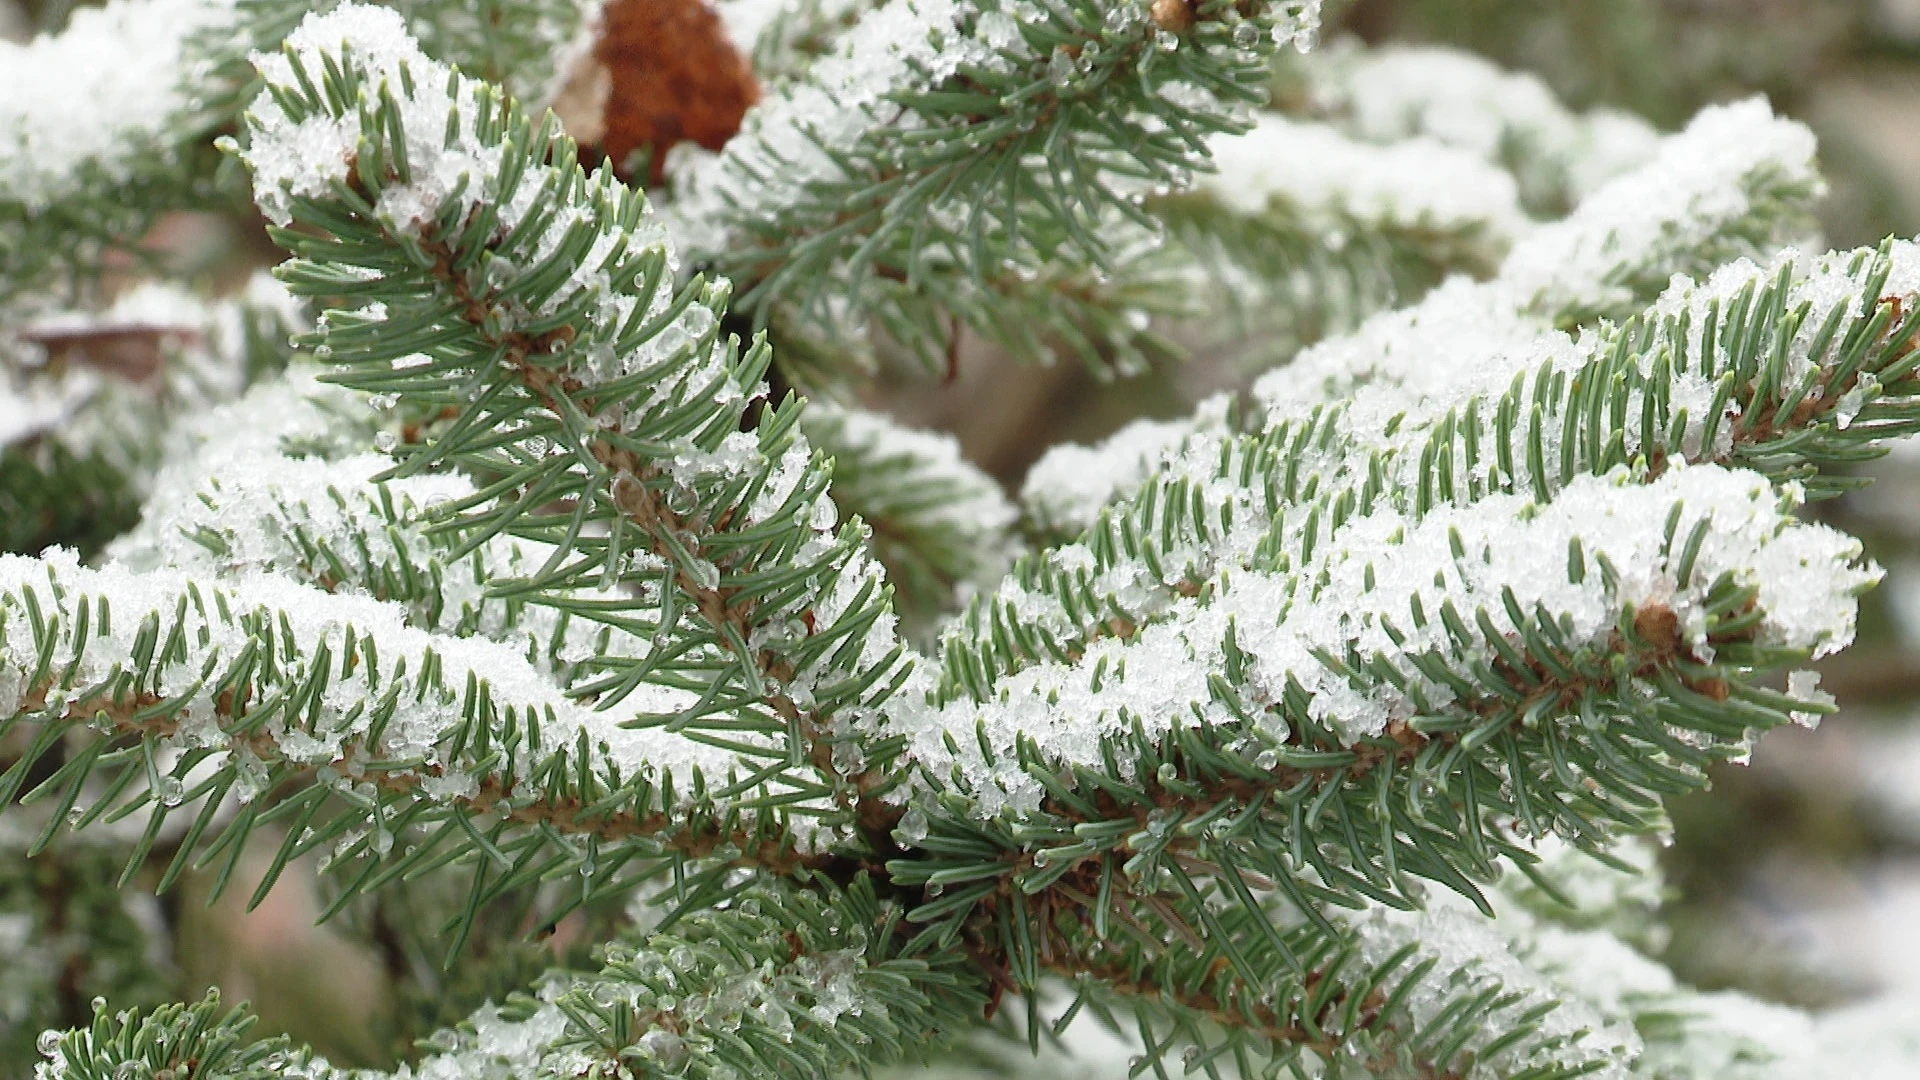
[244,4,504,228]
[662,0,991,255]
[0,0,232,211]
[1502,98,1822,320]
[1302,41,1660,206]
[0,551,743,809]
[895,466,1872,815]
[941,240,1918,815]
[1197,113,1528,246]
[241,4,764,410]
[663,0,1328,256]
[1250,276,1556,423]
[1021,417,1195,537]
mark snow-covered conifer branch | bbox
[1319,839,1920,1080]
[1021,824,1912,1080]
[890,467,1867,922]
[237,6,910,847]
[36,877,987,1080]
[664,0,1324,363]
[1255,241,1920,507]
[1193,115,1527,251]
[886,242,1920,964]
[1501,98,1823,327]
[1152,111,1527,367]
[0,551,803,921]
[967,234,1920,724]
[0,0,235,214]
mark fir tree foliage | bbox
[7,2,1920,1079]
[663,0,1326,374]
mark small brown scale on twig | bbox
[1634,603,1683,653]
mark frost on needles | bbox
[11,2,1920,1080]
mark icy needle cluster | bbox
[901,466,1870,813]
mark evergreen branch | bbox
[0,553,818,932]
[32,991,290,1080]
[1046,946,1476,1080]
[665,0,1325,356]
[967,840,1647,1079]
[1014,837,1855,1080]
[877,242,1920,959]
[890,467,1866,940]
[236,7,910,825]
[13,5,1920,1078]
[1252,241,1920,513]
[948,240,1920,715]
[33,878,987,1080]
